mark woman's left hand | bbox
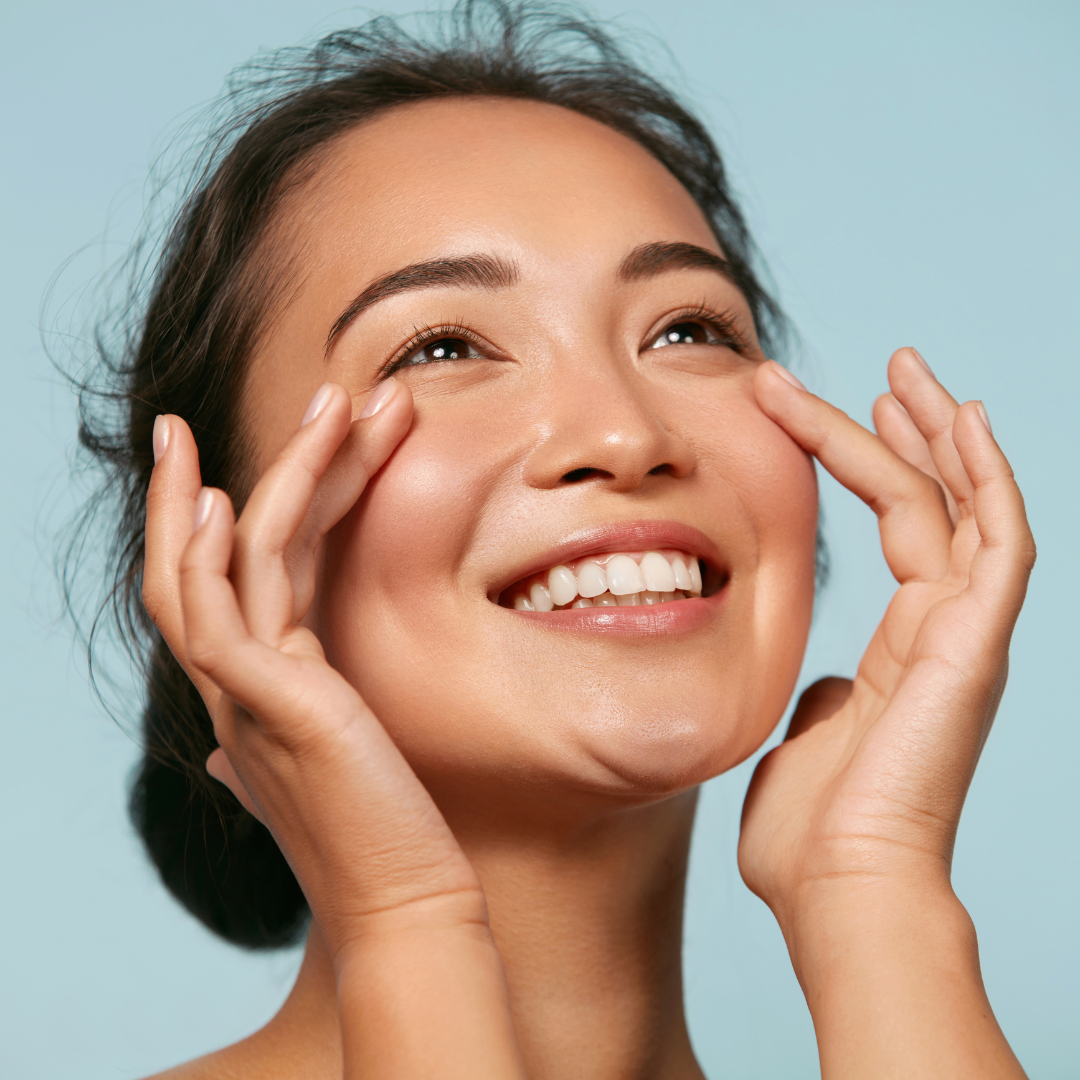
[739,348,1034,1079]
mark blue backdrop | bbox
[2,2,1076,1076]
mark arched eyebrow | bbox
[617,241,740,286]
[325,253,518,356]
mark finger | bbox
[284,378,414,618]
[951,402,1036,625]
[872,393,960,525]
[886,348,975,517]
[179,487,362,739]
[755,362,954,583]
[142,415,223,710]
[785,677,852,740]
[231,379,413,643]
[206,748,265,823]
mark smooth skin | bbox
[141,98,1033,1078]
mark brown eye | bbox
[649,321,711,348]
[402,336,479,366]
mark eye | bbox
[648,320,720,349]
[398,335,481,367]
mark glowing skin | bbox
[247,99,818,801]
[142,98,1033,1080]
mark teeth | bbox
[508,549,706,611]
[576,559,608,598]
[548,565,578,607]
[529,582,554,612]
[641,551,676,592]
[606,555,647,596]
[671,556,693,592]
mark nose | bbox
[522,354,697,492]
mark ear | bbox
[206,747,265,824]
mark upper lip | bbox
[489,519,724,601]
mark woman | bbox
[74,2,1034,1075]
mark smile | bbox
[502,550,704,611]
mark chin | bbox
[570,699,764,798]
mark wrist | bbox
[771,877,1025,1079]
[776,873,965,990]
[332,900,525,1080]
[325,885,493,972]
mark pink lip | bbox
[509,589,726,637]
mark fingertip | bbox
[301,382,335,427]
[153,415,170,464]
[956,399,996,442]
[358,376,401,419]
[760,359,807,392]
[192,487,214,532]
[891,346,934,376]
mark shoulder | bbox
[142,1025,334,1080]
[142,1041,262,1080]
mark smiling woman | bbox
[68,1,1034,1077]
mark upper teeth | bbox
[510,550,703,612]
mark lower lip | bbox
[506,588,725,637]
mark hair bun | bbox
[129,646,308,949]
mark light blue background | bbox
[2,2,1076,1077]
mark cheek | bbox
[341,407,499,584]
[315,379,820,799]
[687,383,819,747]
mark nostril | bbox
[648,463,675,476]
[561,467,611,484]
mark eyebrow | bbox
[617,240,741,286]
[325,252,519,355]
[325,241,740,356]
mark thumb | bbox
[785,677,852,740]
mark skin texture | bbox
[140,98,1034,1078]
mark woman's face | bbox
[246,98,817,812]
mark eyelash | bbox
[381,323,485,376]
[380,305,749,377]
[648,305,750,354]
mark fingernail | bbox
[192,488,213,532]
[909,348,934,375]
[152,415,170,464]
[975,400,993,435]
[301,383,334,426]
[770,362,806,391]
[359,378,397,418]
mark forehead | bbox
[284,96,718,274]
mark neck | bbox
[270,787,704,1080]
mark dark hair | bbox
[67,0,791,949]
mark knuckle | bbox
[1019,537,1038,572]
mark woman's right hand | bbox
[143,380,525,1078]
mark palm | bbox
[739,352,1033,910]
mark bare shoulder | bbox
[142,1034,280,1080]
[142,1018,340,1080]
[142,936,341,1078]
